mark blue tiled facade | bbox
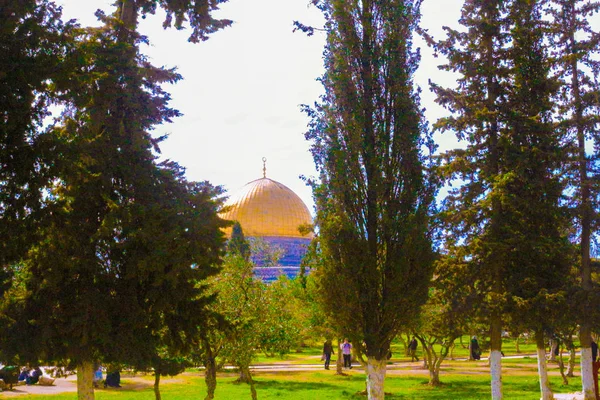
[250,236,311,283]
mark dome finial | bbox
[262,157,267,178]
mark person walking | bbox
[341,338,353,369]
[470,336,481,360]
[323,339,334,370]
[408,337,419,362]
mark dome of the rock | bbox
[221,177,313,239]
[220,167,313,282]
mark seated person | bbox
[25,367,42,385]
[104,370,121,388]
[17,367,28,382]
[93,366,103,388]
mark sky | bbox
[54,0,465,211]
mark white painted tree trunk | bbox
[77,361,95,400]
[366,357,386,400]
[490,350,503,400]
[580,347,595,399]
[536,345,553,400]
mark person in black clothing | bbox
[470,336,481,360]
[104,369,121,388]
[408,337,419,362]
[323,339,334,370]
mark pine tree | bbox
[0,2,231,399]
[548,1,600,397]
[500,2,573,398]
[305,1,436,398]
[427,1,510,397]
[0,0,73,293]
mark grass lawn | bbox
[2,362,582,400]
[2,337,583,399]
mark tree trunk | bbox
[118,0,138,30]
[76,360,95,400]
[468,340,474,361]
[548,339,557,362]
[536,332,553,400]
[418,337,436,379]
[566,1,595,396]
[427,340,452,387]
[249,376,257,400]
[580,344,595,400]
[427,346,442,387]
[428,365,440,386]
[515,336,520,353]
[490,318,503,399]
[567,345,576,378]
[153,372,161,400]
[236,365,257,400]
[336,339,344,375]
[490,349,503,399]
[366,357,386,400]
[558,349,569,385]
[238,365,252,384]
[204,356,217,400]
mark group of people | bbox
[93,365,122,388]
[320,335,480,369]
[321,338,354,370]
[17,366,54,386]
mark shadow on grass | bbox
[250,379,342,392]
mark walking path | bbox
[0,355,587,398]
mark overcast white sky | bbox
[52,0,475,211]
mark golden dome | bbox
[221,177,313,239]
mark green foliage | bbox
[228,221,250,261]
[304,0,436,362]
[0,0,228,378]
[428,0,577,356]
[135,0,233,43]
[0,0,74,291]
[201,237,302,390]
[548,0,600,327]
[259,277,304,357]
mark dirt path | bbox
[0,356,577,397]
[0,375,183,397]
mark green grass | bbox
[1,364,583,400]
[2,336,583,399]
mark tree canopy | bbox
[304,1,436,398]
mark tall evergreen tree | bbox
[426,1,511,398]
[0,1,231,399]
[549,1,600,397]
[305,1,436,398]
[430,2,578,399]
[501,2,573,398]
[0,0,72,292]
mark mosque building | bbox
[219,159,314,282]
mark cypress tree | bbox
[305,1,436,398]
